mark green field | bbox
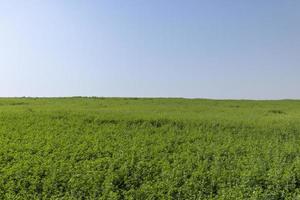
[1,98,300,199]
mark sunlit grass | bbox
[1,98,300,199]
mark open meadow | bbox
[1,98,300,199]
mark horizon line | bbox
[0,96,299,101]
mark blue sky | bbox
[0,1,299,99]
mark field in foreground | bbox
[1,98,300,199]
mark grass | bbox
[1,97,300,199]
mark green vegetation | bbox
[1,97,300,199]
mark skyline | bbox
[1,1,300,99]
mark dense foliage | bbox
[1,98,300,199]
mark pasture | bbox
[0,98,300,199]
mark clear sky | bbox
[1,1,299,99]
